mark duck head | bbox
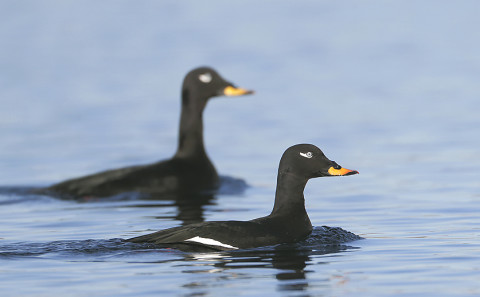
[279,144,359,179]
[182,67,254,104]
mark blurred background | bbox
[2,0,479,189]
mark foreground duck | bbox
[39,67,253,199]
[127,144,359,251]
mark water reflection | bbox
[116,175,247,225]
[1,174,247,226]
[137,192,216,225]
[0,235,360,295]
[138,175,248,225]
[180,244,358,295]
[0,186,216,225]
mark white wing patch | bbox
[300,152,313,158]
[198,73,213,83]
[185,236,238,249]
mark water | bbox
[1,1,480,296]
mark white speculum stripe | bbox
[185,236,238,249]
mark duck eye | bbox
[331,161,341,169]
[299,152,313,159]
[198,73,212,83]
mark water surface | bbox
[1,1,480,296]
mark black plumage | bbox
[127,144,358,251]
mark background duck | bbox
[37,67,254,199]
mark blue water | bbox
[1,1,480,296]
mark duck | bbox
[39,67,254,199]
[127,144,359,251]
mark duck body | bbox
[127,144,359,251]
[45,155,218,199]
[128,211,313,251]
[38,67,253,199]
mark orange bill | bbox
[223,86,254,96]
[328,167,359,176]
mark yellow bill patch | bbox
[223,86,254,96]
[328,167,359,176]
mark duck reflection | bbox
[25,174,247,226]
[124,175,247,225]
[146,192,216,225]
[179,244,357,295]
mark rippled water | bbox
[1,1,480,296]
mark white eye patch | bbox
[198,73,212,83]
[300,152,313,158]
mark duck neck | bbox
[270,171,309,217]
[174,88,208,159]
